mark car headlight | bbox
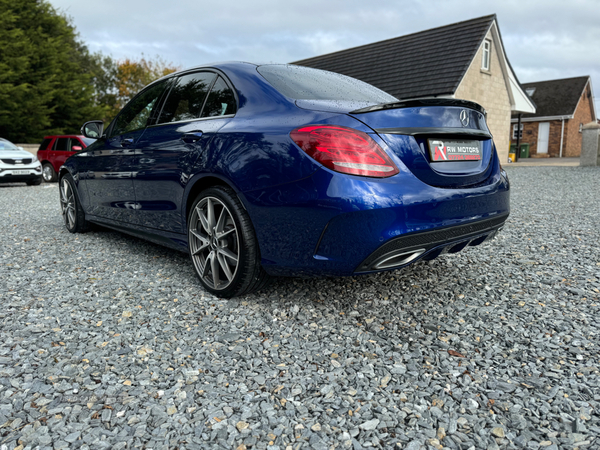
[31,155,38,162]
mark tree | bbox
[113,56,179,117]
[87,53,119,125]
[0,0,105,142]
[81,55,179,126]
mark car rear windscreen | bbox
[257,65,397,103]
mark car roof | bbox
[42,135,86,139]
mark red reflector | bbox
[290,125,399,178]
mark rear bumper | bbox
[355,213,507,273]
[244,164,510,277]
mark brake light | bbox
[290,125,399,178]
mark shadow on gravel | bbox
[79,221,462,309]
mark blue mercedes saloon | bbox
[60,62,509,298]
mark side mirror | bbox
[72,145,83,151]
[81,120,104,139]
[17,146,24,151]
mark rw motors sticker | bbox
[429,139,482,161]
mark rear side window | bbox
[158,72,216,124]
[39,138,52,150]
[202,76,236,117]
[257,64,397,103]
[55,138,70,151]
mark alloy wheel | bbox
[189,196,240,290]
[60,178,76,229]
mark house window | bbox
[482,39,491,71]
[512,123,523,140]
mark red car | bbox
[37,135,95,182]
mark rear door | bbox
[82,79,171,222]
[131,72,237,233]
[37,138,53,163]
[52,137,76,171]
[349,100,496,188]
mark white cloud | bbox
[51,0,600,112]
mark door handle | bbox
[181,132,203,143]
[121,138,134,147]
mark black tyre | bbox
[188,186,270,298]
[59,173,90,233]
[26,177,42,186]
[42,163,57,182]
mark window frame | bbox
[154,71,217,125]
[482,39,491,71]
[106,78,173,138]
[200,75,238,118]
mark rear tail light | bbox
[290,125,399,178]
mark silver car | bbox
[0,138,42,185]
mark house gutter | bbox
[511,114,572,123]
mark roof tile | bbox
[516,77,590,118]
[293,15,496,99]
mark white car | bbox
[0,138,42,185]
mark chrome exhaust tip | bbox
[371,248,425,270]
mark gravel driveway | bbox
[0,166,599,450]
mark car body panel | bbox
[242,161,508,276]
[60,62,510,280]
[132,117,232,232]
[75,129,144,223]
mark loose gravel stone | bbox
[0,167,599,449]
[492,427,506,438]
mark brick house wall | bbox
[512,120,564,157]
[510,82,594,157]
[562,84,594,157]
[455,27,512,163]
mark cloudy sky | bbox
[50,0,600,112]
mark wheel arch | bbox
[57,166,72,182]
[183,174,245,229]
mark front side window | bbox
[158,72,216,124]
[55,137,70,151]
[482,39,491,71]
[112,80,168,136]
[70,138,85,150]
[202,76,237,117]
